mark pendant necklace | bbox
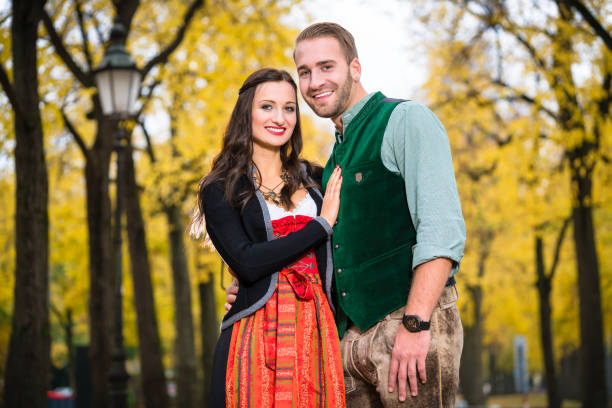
[259,172,290,206]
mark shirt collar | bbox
[335,92,377,143]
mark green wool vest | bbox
[322,92,417,337]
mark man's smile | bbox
[313,91,333,99]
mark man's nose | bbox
[309,70,324,90]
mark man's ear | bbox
[350,58,361,82]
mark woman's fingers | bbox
[325,167,337,198]
[328,166,341,202]
[327,166,341,197]
[333,169,342,198]
[320,166,342,227]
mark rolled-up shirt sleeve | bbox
[381,101,466,276]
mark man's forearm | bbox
[404,258,453,319]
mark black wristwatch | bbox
[402,314,430,333]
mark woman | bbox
[193,68,344,408]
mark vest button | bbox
[337,268,342,274]
[334,244,340,250]
[341,292,347,297]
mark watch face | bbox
[405,316,420,332]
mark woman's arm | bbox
[202,182,332,285]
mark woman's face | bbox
[251,81,297,151]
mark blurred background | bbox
[0,0,610,407]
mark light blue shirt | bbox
[337,93,465,275]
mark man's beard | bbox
[308,72,352,119]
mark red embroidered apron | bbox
[226,215,345,408]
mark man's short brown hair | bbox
[294,22,358,64]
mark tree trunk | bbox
[85,113,116,408]
[166,204,197,408]
[123,144,169,408]
[459,284,485,406]
[67,309,76,392]
[199,277,219,405]
[3,1,49,407]
[553,4,608,404]
[535,236,561,408]
[570,165,607,407]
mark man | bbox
[227,22,465,407]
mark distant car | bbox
[48,388,74,408]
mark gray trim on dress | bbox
[323,238,335,314]
[313,216,333,236]
[219,188,279,331]
[310,189,336,314]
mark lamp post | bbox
[94,17,141,408]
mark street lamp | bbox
[94,18,141,119]
[94,16,141,408]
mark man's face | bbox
[294,37,356,120]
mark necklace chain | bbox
[258,172,290,206]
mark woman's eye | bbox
[285,106,295,112]
[261,104,272,110]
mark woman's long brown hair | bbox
[191,68,317,238]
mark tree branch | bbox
[474,121,513,146]
[136,78,161,118]
[113,0,140,34]
[41,8,92,87]
[548,215,571,280]
[140,0,204,79]
[566,0,612,52]
[138,120,156,163]
[509,30,549,71]
[88,10,106,46]
[49,302,67,327]
[492,78,559,120]
[75,0,93,72]
[0,11,11,27]
[0,61,22,117]
[60,107,89,158]
[464,161,498,182]
[461,4,550,72]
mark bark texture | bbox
[124,145,169,408]
[167,204,197,408]
[85,112,116,408]
[3,1,50,407]
[555,4,607,404]
[535,236,561,408]
[199,277,219,405]
[459,284,484,406]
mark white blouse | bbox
[265,192,317,221]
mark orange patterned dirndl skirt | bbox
[226,215,345,408]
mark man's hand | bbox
[387,257,451,400]
[387,323,431,401]
[224,278,238,312]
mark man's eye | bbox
[299,71,310,77]
[322,65,332,71]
